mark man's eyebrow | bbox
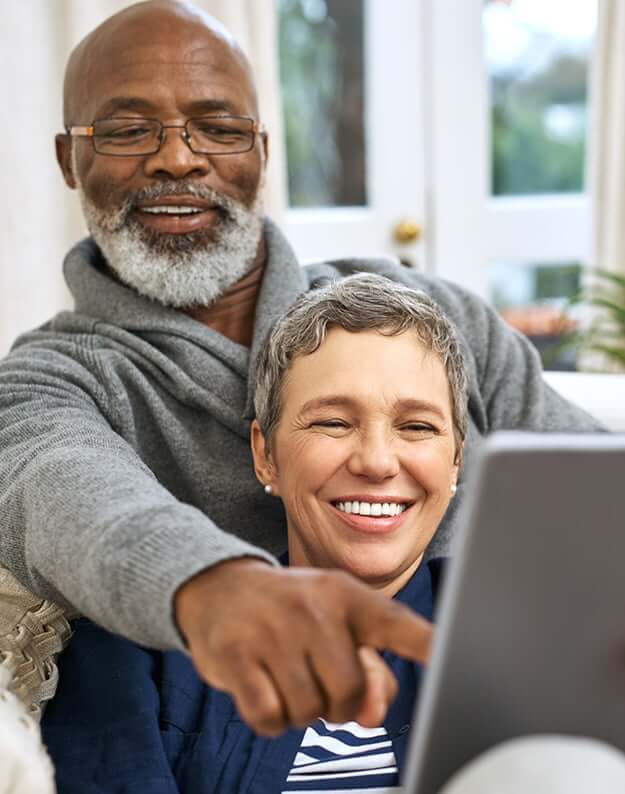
[96,97,158,118]
[95,97,237,119]
[186,99,238,115]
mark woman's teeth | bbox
[335,501,407,517]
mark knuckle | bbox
[322,568,353,592]
[237,674,269,707]
[305,570,356,615]
[290,695,325,727]
[247,698,281,724]
[214,635,250,668]
[326,677,367,721]
[243,702,286,736]
[283,585,329,629]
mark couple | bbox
[0,1,605,792]
[42,272,463,792]
[41,276,625,794]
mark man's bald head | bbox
[63,0,258,126]
[56,0,269,309]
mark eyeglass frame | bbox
[64,115,267,157]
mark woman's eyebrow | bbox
[298,396,357,415]
[298,396,446,419]
[395,399,447,419]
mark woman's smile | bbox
[328,497,414,534]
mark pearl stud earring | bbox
[451,483,457,495]
[264,484,273,495]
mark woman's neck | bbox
[287,537,424,598]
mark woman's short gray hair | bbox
[253,273,468,456]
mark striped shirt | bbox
[282,718,403,793]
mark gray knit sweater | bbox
[0,220,602,651]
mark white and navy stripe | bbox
[281,719,402,792]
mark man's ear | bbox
[261,131,269,168]
[55,133,77,189]
[250,419,279,495]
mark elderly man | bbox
[0,0,601,738]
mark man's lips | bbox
[136,195,218,211]
[133,195,223,234]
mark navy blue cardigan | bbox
[42,559,445,794]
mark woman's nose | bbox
[346,432,401,481]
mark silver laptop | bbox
[404,432,625,794]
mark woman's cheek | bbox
[406,442,455,491]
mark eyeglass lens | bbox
[92,117,256,155]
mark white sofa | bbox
[543,372,625,432]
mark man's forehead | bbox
[86,40,245,84]
[84,25,248,86]
[64,2,256,122]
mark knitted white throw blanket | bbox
[0,567,72,792]
[0,567,73,720]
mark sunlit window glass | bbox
[484,0,598,196]
[278,0,367,208]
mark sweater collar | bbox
[64,218,305,342]
[243,220,308,418]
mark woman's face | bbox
[251,328,460,595]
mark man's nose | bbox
[142,127,211,180]
[346,431,401,482]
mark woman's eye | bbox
[401,423,436,433]
[311,420,349,429]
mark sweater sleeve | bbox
[420,277,606,435]
[421,280,605,557]
[0,336,277,652]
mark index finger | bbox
[350,595,434,663]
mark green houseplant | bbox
[567,270,625,371]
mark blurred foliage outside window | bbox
[278,0,366,208]
[484,0,597,195]
[485,1,596,370]
[278,0,597,370]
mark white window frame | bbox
[427,0,592,298]
[282,0,430,268]
[485,195,591,264]
[280,0,593,300]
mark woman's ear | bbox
[453,439,465,469]
[250,419,279,496]
[450,440,464,495]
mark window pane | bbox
[490,261,581,370]
[484,0,597,196]
[278,0,367,208]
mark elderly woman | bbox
[41,274,465,793]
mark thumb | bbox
[354,646,398,728]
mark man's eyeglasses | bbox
[65,116,266,157]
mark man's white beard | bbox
[73,165,263,308]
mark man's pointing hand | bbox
[175,558,433,736]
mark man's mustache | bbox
[117,183,234,227]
